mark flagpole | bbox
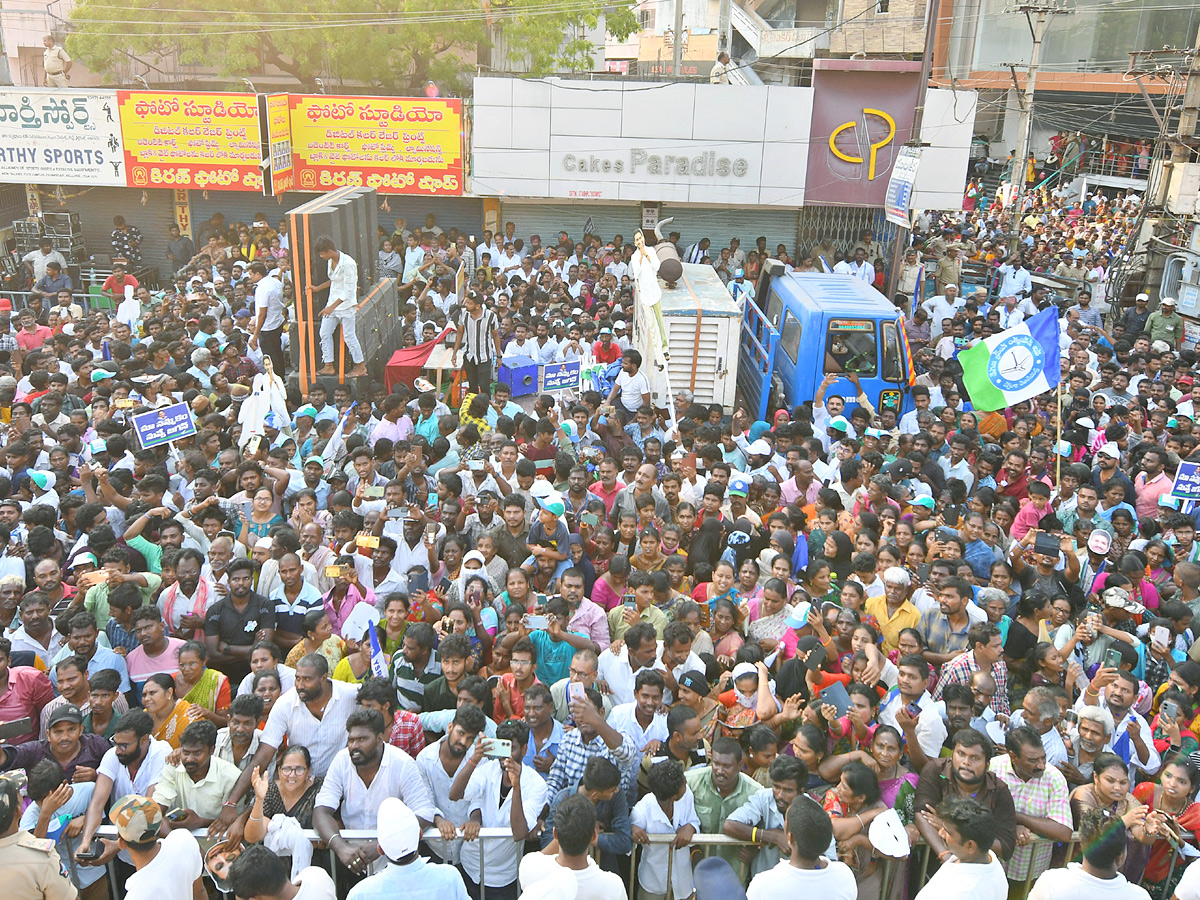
[1055,362,1063,488]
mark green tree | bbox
[66,0,636,92]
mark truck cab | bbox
[739,260,911,423]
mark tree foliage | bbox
[66,0,637,92]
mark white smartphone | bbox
[525,615,550,631]
[568,681,586,704]
[484,738,513,758]
[1153,625,1171,647]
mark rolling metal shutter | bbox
[655,206,801,262]
[188,191,485,246]
[41,185,176,283]
[498,202,640,246]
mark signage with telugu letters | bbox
[1172,461,1200,502]
[542,360,582,392]
[131,402,197,449]
[0,89,126,187]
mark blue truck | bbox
[739,260,912,422]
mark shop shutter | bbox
[498,202,640,246]
[189,191,484,248]
[655,206,801,262]
[38,185,176,285]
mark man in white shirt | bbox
[106,794,204,900]
[1028,807,1151,900]
[476,232,501,267]
[606,670,668,753]
[922,285,965,340]
[913,796,1008,900]
[833,247,875,283]
[745,794,857,900]
[997,255,1033,299]
[520,793,626,900]
[314,708,437,876]
[415,706,488,865]
[450,722,548,899]
[247,261,286,373]
[314,237,365,377]
[75,709,172,865]
[607,350,650,419]
[596,623,661,706]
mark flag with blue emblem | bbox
[959,307,1061,412]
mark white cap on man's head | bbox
[377,798,420,860]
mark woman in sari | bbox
[175,640,231,727]
[142,673,197,749]
[631,527,668,574]
[284,609,345,670]
[1070,751,1153,880]
[252,669,283,730]
[1131,757,1200,896]
[709,597,745,670]
[244,747,323,840]
[691,560,738,627]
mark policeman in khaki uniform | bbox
[0,778,76,900]
[41,36,71,88]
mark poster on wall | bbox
[117,91,263,192]
[288,95,463,195]
[0,89,125,186]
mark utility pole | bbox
[718,0,731,54]
[1007,2,1065,251]
[883,0,938,298]
[673,0,685,76]
[1170,27,1200,165]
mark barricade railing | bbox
[84,823,1099,900]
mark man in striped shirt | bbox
[451,291,502,394]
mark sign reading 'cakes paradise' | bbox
[117,91,264,191]
[288,95,463,195]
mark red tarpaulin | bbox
[383,328,452,393]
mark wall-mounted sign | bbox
[0,90,125,186]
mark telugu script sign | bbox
[264,94,293,196]
[117,91,264,192]
[287,95,463,195]
[0,89,126,186]
[131,402,197,449]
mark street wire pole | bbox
[883,0,939,299]
[1170,26,1200,167]
[1007,2,1065,253]
[673,0,685,76]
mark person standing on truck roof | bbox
[631,231,669,359]
[833,247,874,283]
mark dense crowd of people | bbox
[0,190,1190,900]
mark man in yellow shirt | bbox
[864,567,921,654]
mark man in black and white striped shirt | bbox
[451,291,503,393]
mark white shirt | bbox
[460,759,548,886]
[606,702,667,751]
[615,370,650,413]
[746,858,858,900]
[914,853,1008,900]
[997,264,1034,298]
[1173,854,1200,900]
[260,680,359,777]
[631,788,702,897]
[922,295,966,339]
[833,259,875,283]
[476,243,500,266]
[416,738,474,863]
[327,252,359,312]
[123,829,203,900]
[255,273,286,331]
[1028,863,1151,900]
[519,852,626,900]
[98,737,171,801]
[315,743,436,829]
[596,646,654,706]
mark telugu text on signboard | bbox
[287,95,463,195]
[265,94,293,196]
[0,89,126,186]
[132,402,197,449]
[118,91,264,192]
[1172,461,1200,502]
